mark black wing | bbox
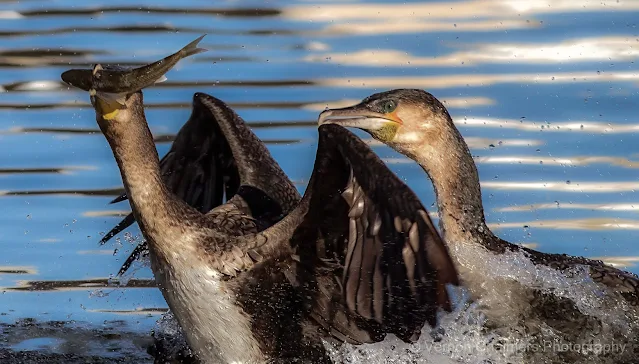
[234,124,459,344]
[302,124,459,343]
[104,93,300,276]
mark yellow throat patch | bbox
[93,92,125,120]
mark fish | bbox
[61,34,207,105]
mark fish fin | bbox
[155,75,168,83]
[97,91,127,106]
[182,34,208,58]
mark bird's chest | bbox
[149,251,265,364]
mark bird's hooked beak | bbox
[318,103,403,142]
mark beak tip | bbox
[317,109,332,126]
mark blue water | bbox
[1,0,638,361]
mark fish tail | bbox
[181,34,208,58]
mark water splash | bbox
[447,243,639,364]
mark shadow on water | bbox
[3,278,156,291]
[0,319,155,363]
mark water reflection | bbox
[496,203,639,212]
[491,218,639,230]
[0,267,36,275]
[284,0,639,22]
[475,156,639,168]
[5,278,156,292]
[305,36,639,66]
[596,256,639,269]
[316,71,639,89]
[0,167,94,175]
[380,155,639,169]
[483,181,639,192]
[302,97,495,111]
[0,187,124,197]
[462,118,639,133]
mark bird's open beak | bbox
[318,105,402,133]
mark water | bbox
[1,0,638,362]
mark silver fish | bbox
[61,34,207,105]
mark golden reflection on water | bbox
[302,97,495,111]
[460,118,639,134]
[83,210,129,218]
[595,256,639,269]
[482,181,639,192]
[366,137,544,149]
[321,19,533,36]
[475,156,639,169]
[496,203,639,212]
[490,218,639,230]
[283,0,639,22]
[317,71,639,90]
[379,155,639,169]
[304,37,639,66]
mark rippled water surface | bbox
[1,0,638,362]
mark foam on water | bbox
[443,242,639,363]
[324,286,527,364]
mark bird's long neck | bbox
[412,129,496,248]
[96,99,180,247]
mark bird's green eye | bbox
[382,100,397,113]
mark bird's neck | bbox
[412,133,495,247]
[97,106,179,247]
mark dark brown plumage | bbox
[86,90,459,364]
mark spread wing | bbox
[304,124,459,343]
[103,93,300,276]
[225,124,459,344]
